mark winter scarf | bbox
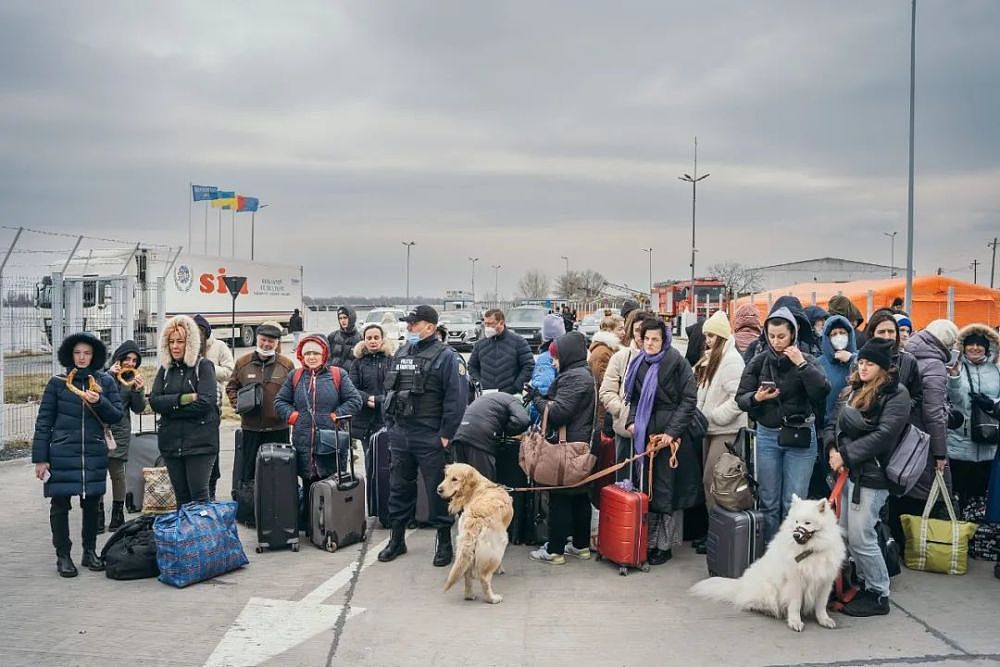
[623,348,666,457]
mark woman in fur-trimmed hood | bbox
[149,315,220,505]
[946,323,1000,507]
[349,324,398,442]
[32,331,124,577]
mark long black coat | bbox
[150,358,221,458]
[348,339,394,441]
[626,347,701,513]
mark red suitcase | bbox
[589,433,617,509]
[595,483,650,575]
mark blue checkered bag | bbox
[154,501,248,588]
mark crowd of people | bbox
[30,297,1000,612]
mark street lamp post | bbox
[468,256,479,306]
[491,264,502,304]
[251,203,269,261]
[679,137,709,316]
[883,231,898,278]
[904,0,917,312]
[641,248,653,295]
[560,256,569,275]
[402,241,416,303]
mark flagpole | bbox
[231,209,235,258]
[203,202,208,255]
[187,182,193,253]
[218,209,222,256]
[251,211,255,261]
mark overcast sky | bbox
[1,1,997,297]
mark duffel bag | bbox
[154,501,248,588]
[101,515,160,580]
[901,470,978,575]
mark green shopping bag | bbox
[901,469,978,575]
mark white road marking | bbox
[203,532,409,667]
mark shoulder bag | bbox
[519,389,597,487]
[965,364,1000,445]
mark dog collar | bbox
[794,549,814,563]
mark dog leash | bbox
[502,435,681,493]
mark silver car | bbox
[360,307,407,343]
[438,310,482,351]
[577,313,601,341]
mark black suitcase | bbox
[124,432,162,513]
[706,506,765,578]
[496,437,536,545]
[310,417,367,552]
[232,430,255,527]
[254,443,300,553]
[365,428,391,529]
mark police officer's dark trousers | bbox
[387,425,454,528]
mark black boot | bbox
[432,527,453,567]
[96,498,106,535]
[81,548,105,572]
[56,552,78,578]
[108,501,125,532]
[377,523,407,562]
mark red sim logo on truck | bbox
[200,267,249,295]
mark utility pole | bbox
[468,256,479,306]
[971,259,980,284]
[904,0,917,312]
[641,248,653,295]
[402,241,416,303]
[679,137,709,315]
[989,237,998,288]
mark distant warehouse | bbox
[752,257,908,293]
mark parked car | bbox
[577,312,600,341]
[505,305,547,348]
[360,307,407,343]
[439,310,482,351]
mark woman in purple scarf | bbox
[625,318,699,565]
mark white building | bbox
[753,257,905,292]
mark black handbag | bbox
[779,419,813,448]
[235,382,263,415]
[965,365,1000,445]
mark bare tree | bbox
[517,269,550,299]
[707,261,763,298]
[555,269,607,300]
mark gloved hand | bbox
[179,393,196,406]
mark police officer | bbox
[378,305,469,566]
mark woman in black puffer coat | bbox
[32,332,123,577]
[527,331,596,565]
[149,315,220,506]
[348,324,397,443]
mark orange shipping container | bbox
[732,275,1000,329]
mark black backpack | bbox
[101,515,160,580]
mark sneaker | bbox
[565,544,591,560]
[529,544,566,565]
[841,590,890,617]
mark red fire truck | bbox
[651,278,728,319]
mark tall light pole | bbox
[251,203,269,261]
[560,256,569,274]
[883,231,898,278]
[904,0,917,312]
[641,247,653,295]
[402,241,416,303]
[679,137,709,315]
[491,264,502,303]
[468,256,479,306]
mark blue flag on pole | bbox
[237,197,259,213]
[192,184,219,201]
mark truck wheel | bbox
[240,324,255,347]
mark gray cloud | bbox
[0,0,998,296]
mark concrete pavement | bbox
[1,422,998,667]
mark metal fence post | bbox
[947,286,955,322]
[866,290,874,321]
[51,272,64,376]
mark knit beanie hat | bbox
[620,299,640,319]
[542,313,566,342]
[893,313,912,330]
[858,338,894,370]
[702,310,732,339]
[924,319,959,349]
[301,340,324,355]
[964,331,991,350]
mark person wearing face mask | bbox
[226,322,295,489]
[736,307,830,542]
[378,305,469,566]
[812,315,857,497]
[946,324,1000,510]
[468,308,535,395]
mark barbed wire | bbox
[0,225,175,250]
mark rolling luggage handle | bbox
[330,415,358,491]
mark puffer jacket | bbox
[826,380,911,491]
[348,337,397,441]
[469,327,535,394]
[588,330,622,427]
[947,324,1000,463]
[453,392,531,457]
[274,334,363,464]
[32,332,124,498]
[149,315,221,458]
[326,306,362,370]
[600,344,640,438]
[696,337,747,435]
[904,329,954,498]
[107,340,147,460]
[818,315,857,428]
[203,334,234,385]
[736,307,830,429]
[226,349,295,433]
[531,332,595,447]
[743,296,822,362]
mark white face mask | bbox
[256,346,276,358]
[483,326,498,339]
[830,334,849,352]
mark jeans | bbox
[841,480,891,597]
[163,453,216,505]
[755,424,817,542]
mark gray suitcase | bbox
[124,433,162,513]
[309,418,367,552]
[706,507,765,578]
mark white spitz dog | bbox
[690,495,846,632]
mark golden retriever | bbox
[437,463,513,604]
